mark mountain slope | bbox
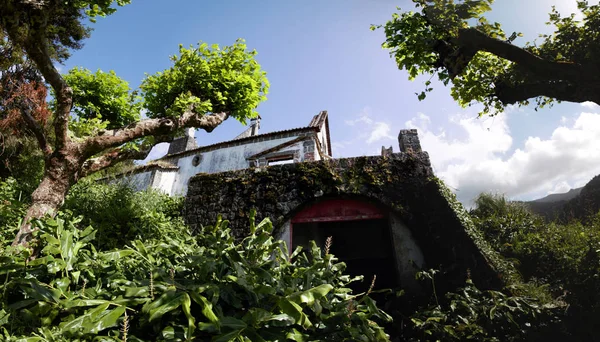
[522,176,600,222]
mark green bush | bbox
[470,193,600,339]
[401,270,564,342]
[63,180,185,249]
[0,177,27,248]
[0,211,392,341]
[470,193,543,255]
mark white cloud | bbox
[581,101,599,109]
[367,122,393,143]
[344,115,373,126]
[343,107,394,143]
[407,111,600,206]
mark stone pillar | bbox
[398,129,422,153]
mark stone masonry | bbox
[184,130,510,292]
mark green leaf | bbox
[213,328,244,342]
[99,249,135,261]
[190,292,219,325]
[88,305,126,334]
[60,302,110,335]
[143,290,188,322]
[0,310,10,327]
[288,284,333,306]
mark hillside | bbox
[531,188,582,203]
[560,175,600,223]
[522,176,600,222]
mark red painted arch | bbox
[291,198,386,223]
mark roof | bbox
[96,162,179,182]
[159,110,332,161]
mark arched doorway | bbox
[290,198,398,293]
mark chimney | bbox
[398,129,422,153]
[250,115,261,136]
[167,128,198,155]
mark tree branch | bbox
[20,18,72,151]
[81,147,151,177]
[82,109,229,159]
[495,80,600,106]
[20,101,52,157]
[444,27,599,82]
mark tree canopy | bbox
[0,0,269,246]
[373,0,600,115]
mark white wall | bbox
[112,170,153,192]
[171,136,299,195]
[152,170,177,195]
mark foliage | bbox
[470,193,543,255]
[0,207,392,341]
[1,0,131,63]
[141,40,270,124]
[3,0,272,250]
[63,180,185,250]
[405,270,563,341]
[61,67,142,133]
[0,178,26,246]
[0,136,45,197]
[373,0,600,115]
[471,193,600,338]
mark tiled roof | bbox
[96,163,179,182]
[158,126,318,161]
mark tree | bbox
[0,0,269,247]
[373,0,600,115]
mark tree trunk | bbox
[11,157,74,247]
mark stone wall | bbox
[184,149,508,291]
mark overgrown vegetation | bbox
[0,182,393,341]
[0,179,569,341]
[471,193,600,339]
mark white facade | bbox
[110,111,332,196]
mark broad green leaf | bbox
[288,284,333,306]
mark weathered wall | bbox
[184,151,509,291]
[167,134,321,195]
[151,170,177,195]
[112,170,153,192]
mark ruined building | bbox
[110,111,331,196]
[111,110,507,293]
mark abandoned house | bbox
[111,110,508,294]
[109,111,332,196]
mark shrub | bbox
[63,180,185,249]
[470,193,542,255]
[470,192,600,339]
[0,177,26,248]
[0,211,392,341]
[405,270,564,341]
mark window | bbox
[268,157,294,166]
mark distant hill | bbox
[530,187,582,203]
[522,176,600,223]
[560,175,600,223]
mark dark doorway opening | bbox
[292,217,397,294]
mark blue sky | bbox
[62,0,600,205]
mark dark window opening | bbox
[292,218,397,294]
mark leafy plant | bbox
[0,177,26,247]
[404,270,564,341]
[0,209,392,341]
[63,180,185,250]
[470,193,600,339]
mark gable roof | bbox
[309,110,332,156]
[159,110,332,161]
